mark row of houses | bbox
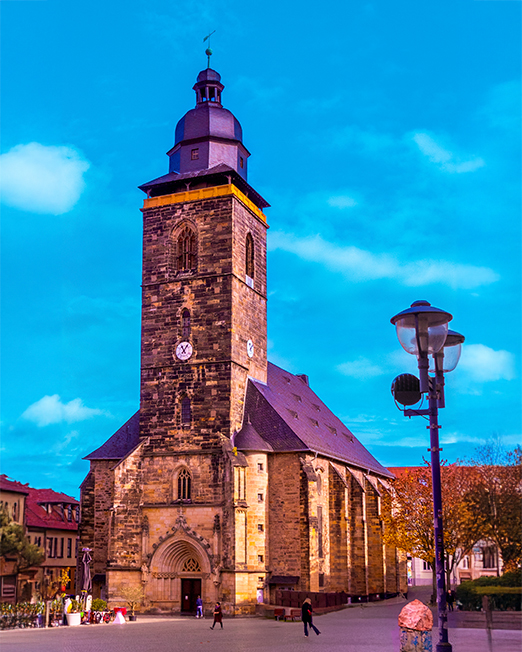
[0,475,79,602]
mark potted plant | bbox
[65,599,82,627]
[118,585,145,621]
[90,598,107,624]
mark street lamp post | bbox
[391,300,465,652]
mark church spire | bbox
[203,30,216,68]
[164,65,250,179]
[193,68,224,106]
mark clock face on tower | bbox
[247,339,254,358]
[175,341,193,361]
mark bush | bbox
[474,586,522,611]
[91,599,107,612]
[456,572,522,611]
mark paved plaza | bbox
[1,599,521,652]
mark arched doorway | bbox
[148,534,210,613]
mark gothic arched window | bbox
[176,226,197,272]
[246,233,254,283]
[177,468,192,501]
[181,557,201,572]
[181,396,192,426]
[182,309,191,339]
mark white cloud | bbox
[327,195,357,209]
[52,430,81,453]
[0,142,90,215]
[337,357,385,379]
[458,344,516,383]
[412,132,485,174]
[21,395,107,427]
[268,232,499,289]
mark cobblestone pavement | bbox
[1,601,521,652]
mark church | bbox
[79,61,406,616]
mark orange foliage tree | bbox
[382,462,486,591]
[465,443,522,571]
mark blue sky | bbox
[1,0,520,499]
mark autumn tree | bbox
[464,442,522,571]
[0,505,44,571]
[382,462,486,594]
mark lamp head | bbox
[430,329,465,373]
[391,300,452,357]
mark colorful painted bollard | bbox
[398,599,433,652]
[399,628,433,652]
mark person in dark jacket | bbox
[210,601,223,629]
[301,598,321,637]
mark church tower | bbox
[80,60,406,618]
[138,66,269,452]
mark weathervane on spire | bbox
[203,30,216,68]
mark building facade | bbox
[0,475,79,602]
[79,64,407,615]
[406,542,501,588]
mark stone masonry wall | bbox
[267,454,302,582]
[110,447,144,569]
[86,460,117,577]
[140,193,267,454]
[328,467,348,592]
[365,480,384,595]
[348,473,367,596]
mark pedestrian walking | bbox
[301,597,321,637]
[210,601,223,629]
[447,590,455,612]
[196,595,203,618]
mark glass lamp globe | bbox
[391,300,452,357]
[430,330,465,373]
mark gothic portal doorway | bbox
[181,578,201,614]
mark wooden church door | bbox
[181,578,201,613]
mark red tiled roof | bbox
[0,475,30,495]
[0,476,79,532]
[25,487,79,532]
[387,466,425,478]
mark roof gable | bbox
[242,362,393,478]
[84,411,140,460]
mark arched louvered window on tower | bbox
[181,396,192,426]
[177,468,192,501]
[182,309,191,339]
[245,233,254,287]
[176,226,197,272]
